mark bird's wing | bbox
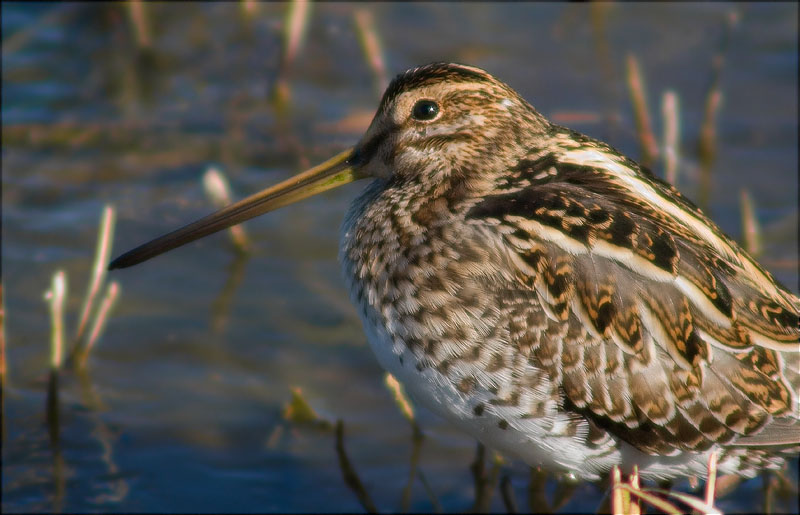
[466,136,800,455]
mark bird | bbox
[109,62,799,481]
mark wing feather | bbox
[467,137,800,455]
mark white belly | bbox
[358,306,744,481]
[359,307,603,476]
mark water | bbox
[2,3,798,513]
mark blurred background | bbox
[2,2,798,513]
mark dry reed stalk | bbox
[471,443,503,512]
[625,54,658,168]
[241,0,258,16]
[282,387,332,429]
[335,420,378,513]
[272,0,311,110]
[611,465,627,515]
[698,88,722,210]
[75,205,116,344]
[528,467,550,513]
[44,271,67,370]
[384,372,416,427]
[400,419,427,512]
[390,369,426,511]
[706,450,718,507]
[1,283,6,443]
[78,281,121,366]
[44,271,67,478]
[266,424,284,449]
[127,0,151,49]
[550,476,578,512]
[610,455,723,514]
[661,90,680,185]
[210,253,249,334]
[471,443,489,512]
[739,189,762,257]
[354,9,389,95]
[283,0,310,67]
[589,5,615,94]
[697,9,739,211]
[202,167,251,253]
[0,283,6,388]
[615,484,683,515]
[417,470,442,513]
[500,474,518,513]
[629,466,641,515]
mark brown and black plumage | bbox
[111,62,799,480]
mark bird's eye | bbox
[411,100,439,121]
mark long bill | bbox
[108,148,362,270]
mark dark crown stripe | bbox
[379,62,494,112]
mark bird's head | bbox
[109,63,546,269]
[352,62,548,184]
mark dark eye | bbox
[411,100,439,121]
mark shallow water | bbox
[2,3,798,513]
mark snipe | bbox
[110,62,799,480]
